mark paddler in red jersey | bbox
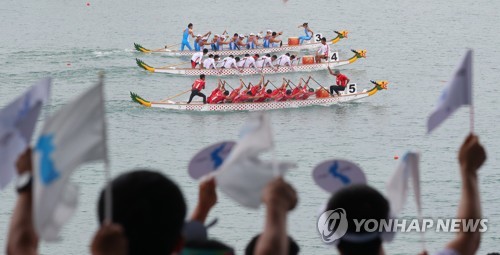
[187,74,207,104]
[253,88,273,102]
[249,76,265,96]
[225,80,245,103]
[207,80,225,104]
[210,90,230,104]
[273,89,293,101]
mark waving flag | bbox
[386,152,421,216]
[33,79,107,241]
[215,113,295,209]
[0,78,51,189]
[428,50,472,133]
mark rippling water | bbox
[1,0,500,254]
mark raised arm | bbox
[191,176,217,223]
[7,149,38,255]
[446,134,486,255]
[254,178,297,255]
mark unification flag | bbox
[0,78,51,189]
[427,50,472,133]
[386,152,421,216]
[215,113,295,209]
[33,79,107,241]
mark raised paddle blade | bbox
[188,141,236,179]
[312,159,366,193]
[134,43,151,53]
[136,59,155,72]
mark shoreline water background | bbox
[1,0,499,254]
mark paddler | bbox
[246,33,260,49]
[328,67,350,96]
[297,22,314,44]
[180,23,195,51]
[225,81,244,103]
[228,33,239,50]
[194,31,211,51]
[269,31,283,47]
[187,74,207,104]
[262,30,272,48]
[276,53,296,68]
[207,80,225,103]
[191,49,209,69]
[315,37,330,63]
[202,54,218,69]
[221,55,242,72]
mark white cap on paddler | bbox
[239,34,245,38]
[202,37,208,40]
[196,34,202,37]
[267,29,272,33]
[249,32,255,36]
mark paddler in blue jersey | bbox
[181,23,195,51]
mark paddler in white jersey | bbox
[237,54,257,68]
[202,54,218,69]
[221,55,243,72]
[276,53,296,68]
[256,54,277,70]
[191,48,208,69]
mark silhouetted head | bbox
[291,55,296,60]
[208,54,214,58]
[223,91,230,96]
[286,89,292,95]
[229,55,234,58]
[97,170,186,255]
[245,234,299,255]
[188,23,193,28]
[203,49,208,54]
[183,239,235,255]
[326,184,389,255]
[235,57,241,62]
[200,74,206,80]
[245,54,250,57]
[265,53,271,57]
[272,32,277,36]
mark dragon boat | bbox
[129,80,388,112]
[135,49,366,76]
[134,30,348,57]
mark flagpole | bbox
[99,72,113,222]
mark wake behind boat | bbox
[130,79,388,112]
[136,49,366,76]
[134,30,348,57]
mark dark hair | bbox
[272,32,277,36]
[214,54,220,59]
[303,22,308,26]
[183,239,234,255]
[203,49,208,54]
[235,57,241,62]
[326,184,389,255]
[308,88,314,92]
[246,91,253,95]
[291,55,296,60]
[234,33,238,36]
[285,53,290,56]
[272,55,277,59]
[321,37,326,41]
[254,54,260,58]
[97,170,186,255]
[200,74,206,79]
[286,89,292,95]
[265,54,271,57]
[245,54,250,57]
[266,89,272,94]
[208,54,214,58]
[229,54,234,58]
[245,234,299,255]
[223,91,230,96]
[188,23,193,28]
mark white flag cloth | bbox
[0,78,51,189]
[386,152,421,216]
[427,49,472,133]
[215,113,295,209]
[33,80,107,241]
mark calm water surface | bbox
[1,0,499,254]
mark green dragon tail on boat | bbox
[136,58,155,72]
[134,43,151,53]
[130,92,152,107]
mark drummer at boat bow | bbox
[191,49,208,69]
[297,22,313,44]
[328,67,350,96]
[187,74,207,104]
[315,37,329,63]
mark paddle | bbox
[310,77,331,96]
[159,89,192,102]
[300,76,313,89]
[158,62,189,69]
[267,80,278,89]
[164,42,181,49]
